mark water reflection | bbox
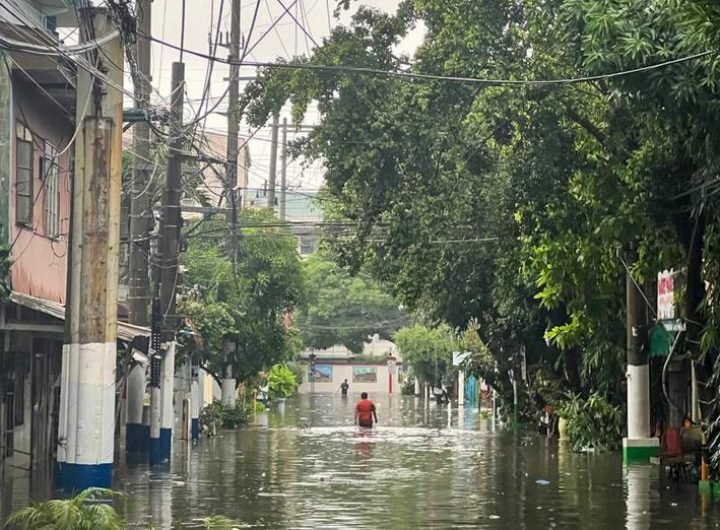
[114,395,720,529]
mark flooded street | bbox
[116,395,720,529]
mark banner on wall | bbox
[309,364,333,383]
[352,366,377,383]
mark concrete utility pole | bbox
[151,61,185,465]
[279,117,288,220]
[221,0,242,407]
[126,0,152,455]
[622,243,658,463]
[267,112,279,212]
[56,7,123,491]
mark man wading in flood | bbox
[355,392,378,428]
[340,379,349,397]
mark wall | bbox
[297,362,400,396]
[9,77,71,303]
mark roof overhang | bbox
[9,291,150,342]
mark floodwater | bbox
[115,394,720,529]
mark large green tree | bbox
[242,0,720,464]
[295,253,407,353]
[180,208,305,382]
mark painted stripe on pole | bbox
[57,342,116,491]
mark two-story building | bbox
[0,2,147,516]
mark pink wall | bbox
[10,79,72,304]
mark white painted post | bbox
[56,8,122,492]
[190,363,200,442]
[126,363,147,452]
[159,341,175,462]
[458,370,465,408]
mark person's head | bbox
[361,392,368,400]
[344,379,348,383]
[683,415,693,429]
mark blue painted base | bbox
[126,423,150,453]
[191,418,200,442]
[159,428,172,462]
[56,462,112,493]
[149,436,161,465]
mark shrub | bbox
[268,364,298,399]
[557,393,623,452]
[199,400,248,435]
[4,488,124,530]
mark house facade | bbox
[0,2,147,516]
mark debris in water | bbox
[489,515,500,520]
[536,479,550,486]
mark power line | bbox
[139,33,717,87]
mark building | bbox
[297,336,402,395]
[248,188,323,256]
[180,131,251,218]
[0,3,147,515]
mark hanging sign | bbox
[657,270,675,321]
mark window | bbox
[42,141,60,238]
[15,123,34,225]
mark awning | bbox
[9,291,150,342]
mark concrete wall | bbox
[297,362,400,396]
[9,77,72,304]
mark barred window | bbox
[15,122,33,225]
[42,141,60,238]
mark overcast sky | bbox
[137,0,424,191]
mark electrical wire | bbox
[140,33,717,87]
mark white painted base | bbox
[160,342,175,431]
[626,364,651,440]
[126,364,145,426]
[222,378,237,406]
[57,342,116,466]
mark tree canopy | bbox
[180,208,305,381]
[240,0,720,470]
[294,252,407,353]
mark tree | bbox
[295,253,407,353]
[180,208,305,383]
[240,0,720,465]
[394,324,455,387]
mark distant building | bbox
[297,336,402,395]
[180,131,251,218]
[247,188,323,256]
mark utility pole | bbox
[220,0,242,406]
[56,8,123,491]
[622,242,658,463]
[126,0,152,455]
[151,61,185,465]
[267,112,279,212]
[279,117,288,221]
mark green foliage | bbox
[4,488,124,530]
[394,324,455,387]
[199,400,248,434]
[180,208,305,382]
[239,0,720,455]
[267,364,298,399]
[295,253,407,353]
[557,393,623,452]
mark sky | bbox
[138,0,425,192]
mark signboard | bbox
[309,364,332,383]
[452,351,471,367]
[657,270,675,321]
[352,366,377,383]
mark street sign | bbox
[453,351,471,367]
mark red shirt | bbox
[355,399,375,426]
